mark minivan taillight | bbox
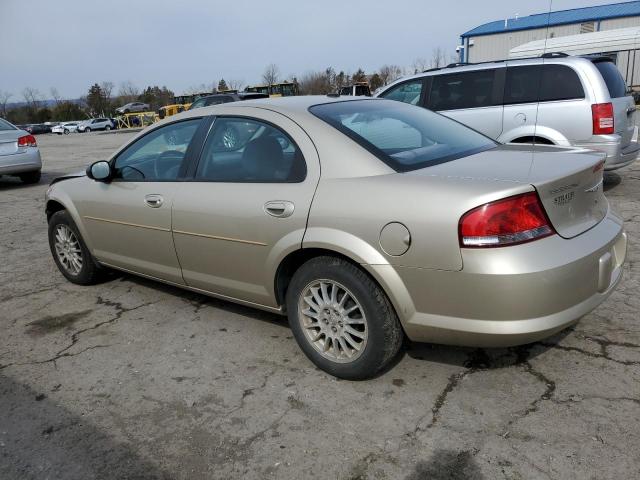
[459,192,555,248]
[592,103,614,135]
[17,134,37,147]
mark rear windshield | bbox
[593,61,627,98]
[310,100,496,172]
[0,118,16,131]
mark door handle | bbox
[144,194,164,208]
[264,201,295,218]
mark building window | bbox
[580,22,595,34]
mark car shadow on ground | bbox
[0,374,173,480]
[109,271,564,378]
[604,171,622,191]
[0,171,68,191]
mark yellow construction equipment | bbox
[245,82,299,97]
[116,112,158,129]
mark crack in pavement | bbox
[539,335,640,367]
[1,296,152,370]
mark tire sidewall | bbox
[286,257,400,380]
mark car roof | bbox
[176,95,379,122]
[377,55,598,93]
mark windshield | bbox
[593,60,627,98]
[0,118,17,131]
[310,100,496,172]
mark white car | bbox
[51,122,79,135]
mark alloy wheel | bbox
[54,224,83,275]
[298,279,368,363]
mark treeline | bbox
[0,82,176,125]
[0,48,456,124]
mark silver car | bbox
[0,118,42,183]
[115,102,150,115]
[77,118,114,133]
[377,55,639,170]
[45,97,626,379]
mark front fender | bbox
[45,184,96,254]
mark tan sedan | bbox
[45,97,627,379]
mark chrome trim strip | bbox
[97,261,284,315]
[84,216,171,232]
[172,229,267,246]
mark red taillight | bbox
[459,192,555,248]
[17,134,37,147]
[592,103,614,135]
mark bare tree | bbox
[100,81,114,103]
[22,87,42,110]
[262,63,280,86]
[226,79,244,91]
[412,57,429,73]
[378,65,403,86]
[0,90,12,117]
[117,81,140,103]
[184,83,212,95]
[50,87,62,106]
[429,47,447,69]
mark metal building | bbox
[459,1,640,63]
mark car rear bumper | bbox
[367,209,626,347]
[0,149,42,175]
[574,133,640,170]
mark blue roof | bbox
[462,1,640,38]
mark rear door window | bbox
[593,61,627,98]
[428,69,498,111]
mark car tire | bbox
[85,127,91,133]
[48,210,105,285]
[19,170,41,184]
[286,256,403,380]
[63,129,69,134]
[104,125,111,131]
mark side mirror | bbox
[86,160,112,182]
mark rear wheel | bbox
[19,170,41,184]
[286,256,403,380]
[48,210,104,285]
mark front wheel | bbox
[104,125,111,131]
[63,129,69,134]
[286,256,403,380]
[85,127,91,133]
[48,210,104,285]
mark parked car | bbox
[45,97,626,379]
[115,102,150,115]
[52,122,79,135]
[77,118,114,133]
[188,92,269,110]
[376,55,639,170]
[339,82,372,96]
[0,118,42,183]
[22,123,51,135]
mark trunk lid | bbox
[0,130,20,156]
[415,144,608,239]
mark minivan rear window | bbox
[310,100,496,172]
[504,64,585,104]
[593,60,627,98]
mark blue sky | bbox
[0,0,622,98]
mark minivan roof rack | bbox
[540,52,569,58]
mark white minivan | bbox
[376,55,639,170]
